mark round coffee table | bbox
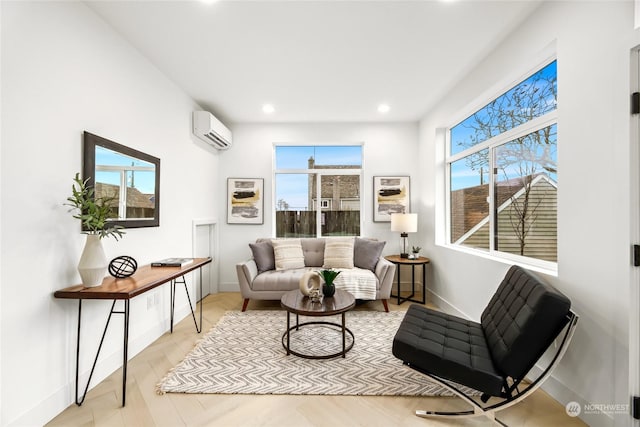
[280,289,356,359]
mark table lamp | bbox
[391,213,418,258]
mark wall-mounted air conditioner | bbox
[192,111,232,150]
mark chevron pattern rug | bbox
[157,309,462,396]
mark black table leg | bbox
[411,264,416,298]
[122,299,129,407]
[170,273,203,334]
[341,312,346,357]
[396,269,401,305]
[285,311,291,355]
[74,299,121,406]
[420,262,426,304]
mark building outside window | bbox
[94,146,156,220]
[275,145,362,237]
[447,60,557,266]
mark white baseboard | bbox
[527,364,613,427]
[9,303,194,427]
[220,281,240,292]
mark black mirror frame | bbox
[82,131,161,229]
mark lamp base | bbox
[400,253,409,259]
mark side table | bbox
[384,255,430,305]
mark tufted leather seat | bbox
[392,265,571,398]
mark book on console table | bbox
[151,258,194,267]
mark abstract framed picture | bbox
[227,178,264,224]
[373,176,410,222]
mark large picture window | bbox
[447,60,557,266]
[274,145,362,237]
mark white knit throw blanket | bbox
[333,268,377,300]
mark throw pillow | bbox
[249,241,275,273]
[323,237,355,269]
[271,239,305,270]
[354,237,385,272]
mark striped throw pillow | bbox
[271,239,305,270]
[323,237,355,269]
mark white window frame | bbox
[96,164,155,220]
[273,143,364,238]
[444,58,558,274]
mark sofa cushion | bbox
[392,304,504,397]
[323,237,355,269]
[249,241,275,273]
[252,267,312,291]
[301,238,325,267]
[481,265,571,381]
[272,239,305,270]
[354,237,385,272]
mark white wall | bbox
[217,123,419,290]
[419,1,637,425]
[0,2,219,425]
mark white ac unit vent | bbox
[192,111,232,150]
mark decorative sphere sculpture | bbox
[108,256,138,278]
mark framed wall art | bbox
[373,176,410,222]
[227,178,264,224]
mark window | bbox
[447,60,557,266]
[274,145,362,237]
[94,145,157,220]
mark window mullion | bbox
[488,148,495,253]
[119,170,127,219]
[315,173,322,237]
[447,110,557,164]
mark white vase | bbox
[78,234,108,287]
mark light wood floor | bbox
[47,292,586,427]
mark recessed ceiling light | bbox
[201,0,217,4]
[262,104,275,114]
[377,104,390,114]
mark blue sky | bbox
[95,146,156,194]
[275,145,362,209]
[450,60,557,157]
[449,61,557,191]
[275,145,362,169]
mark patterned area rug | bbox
[157,310,461,396]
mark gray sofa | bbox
[236,237,396,312]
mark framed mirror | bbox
[83,131,160,229]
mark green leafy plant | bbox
[65,172,125,240]
[412,246,422,253]
[318,269,341,285]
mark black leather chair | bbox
[392,265,578,425]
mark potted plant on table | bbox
[318,269,341,298]
[65,173,125,287]
[410,246,422,259]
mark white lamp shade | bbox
[390,213,418,233]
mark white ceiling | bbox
[87,0,541,124]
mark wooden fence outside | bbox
[276,210,360,237]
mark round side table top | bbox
[280,289,355,317]
[385,255,431,265]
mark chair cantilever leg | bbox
[410,311,578,426]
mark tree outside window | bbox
[448,60,557,264]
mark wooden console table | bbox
[54,257,212,407]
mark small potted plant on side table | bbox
[409,246,422,260]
